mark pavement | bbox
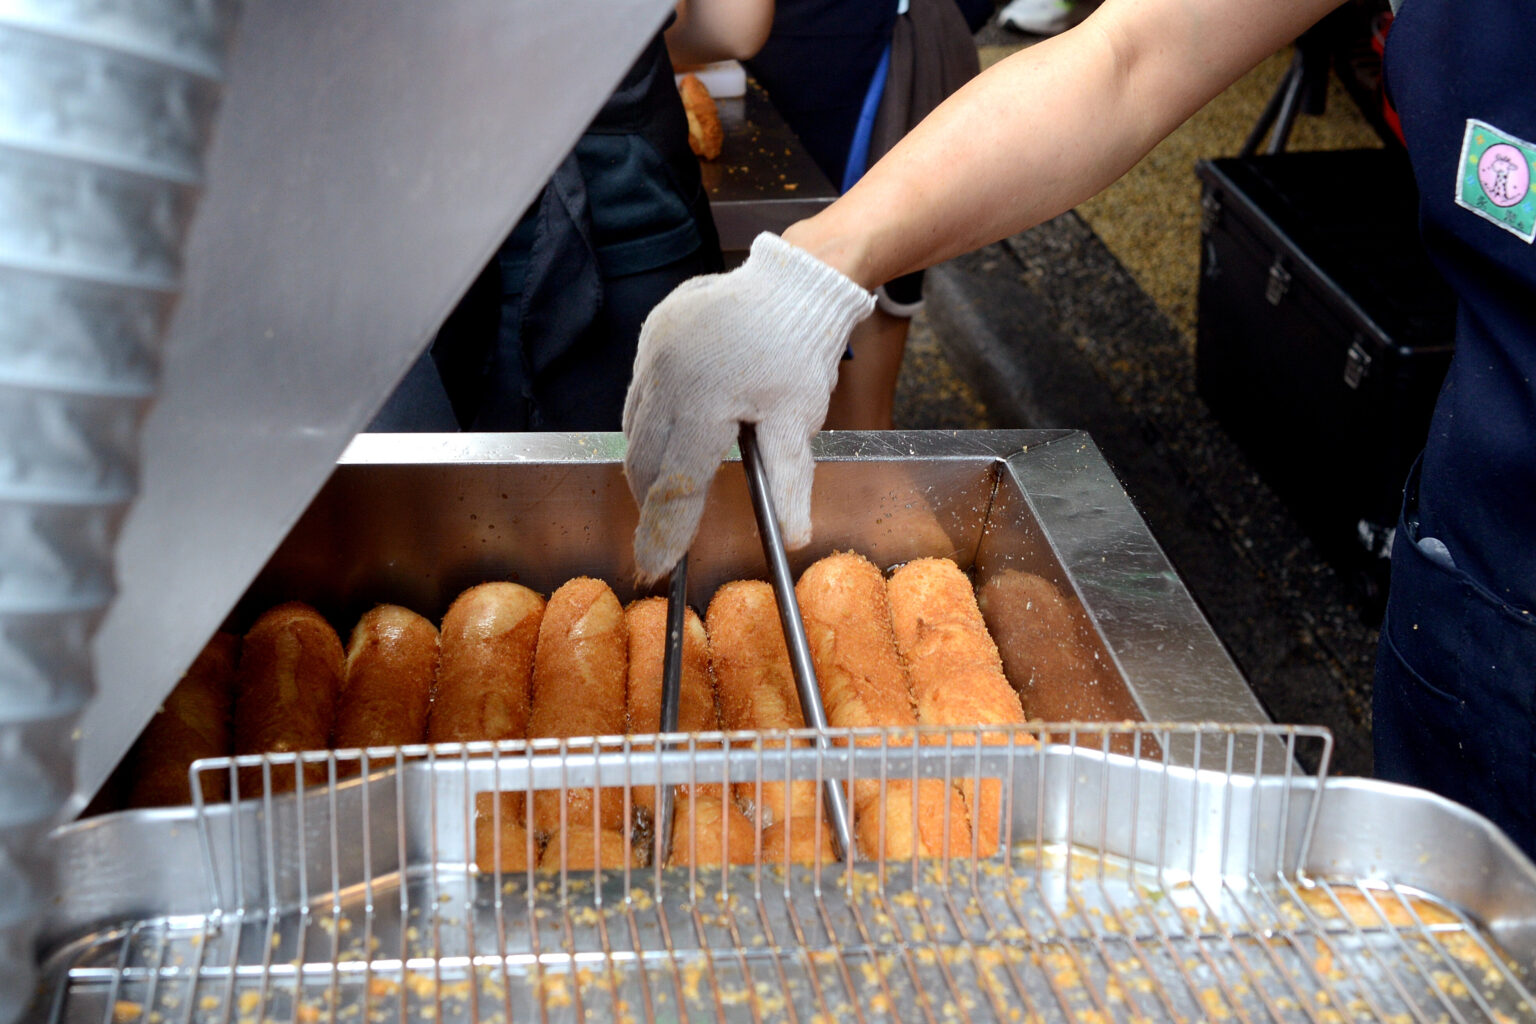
[889,17,1389,777]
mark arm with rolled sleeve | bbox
[625,0,1345,577]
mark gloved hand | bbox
[623,232,876,582]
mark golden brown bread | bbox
[528,577,629,837]
[678,73,722,160]
[540,826,634,872]
[429,582,544,745]
[128,631,238,808]
[795,552,972,860]
[706,580,821,825]
[887,558,1031,856]
[335,604,437,756]
[624,597,725,814]
[760,816,838,865]
[472,792,539,874]
[668,792,758,867]
[233,602,344,794]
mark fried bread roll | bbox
[760,816,838,865]
[706,580,821,826]
[473,792,539,874]
[678,73,722,160]
[668,793,758,867]
[540,826,634,872]
[625,597,724,814]
[429,582,544,744]
[336,605,437,757]
[796,552,971,860]
[528,577,629,836]
[128,632,238,808]
[888,558,1030,856]
[233,602,343,794]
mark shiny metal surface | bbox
[36,725,1536,1022]
[209,430,1260,734]
[989,434,1272,727]
[0,2,240,1016]
[79,0,677,812]
[704,78,840,254]
[739,424,854,861]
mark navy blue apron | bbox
[430,30,722,431]
[1376,0,1536,855]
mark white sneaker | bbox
[997,0,1075,35]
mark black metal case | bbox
[1195,148,1456,566]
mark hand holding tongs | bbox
[653,423,855,866]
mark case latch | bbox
[1265,257,1291,305]
[1344,338,1372,389]
[1200,191,1222,234]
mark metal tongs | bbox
[654,424,856,865]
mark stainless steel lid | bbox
[76,0,675,810]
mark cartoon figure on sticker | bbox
[1478,143,1529,208]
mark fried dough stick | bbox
[625,597,725,815]
[528,577,629,838]
[438,583,547,865]
[129,632,238,808]
[627,596,759,864]
[706,580,823,827]
[888,558,1031,857]
[796,552,971,861]
[430,582,545,745]
[668,792,759,866]
[539,825,635,872]
[337,604,438,755]
[233,603,343,795]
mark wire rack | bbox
[42,724,1536,1024]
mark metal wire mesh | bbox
[45,724,1536,1023]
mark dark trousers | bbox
[1374,459,1536,859]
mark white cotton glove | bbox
[623,232,877,582]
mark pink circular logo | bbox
[1478,143,1530,208]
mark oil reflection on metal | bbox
[35,723,1536,1023]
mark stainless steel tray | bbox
[237,430,1267,727]
[35,725,1536,1023]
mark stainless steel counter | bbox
[220,429,1268,731]
[702,78,839,255]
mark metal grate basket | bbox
[40,724,1536,1023]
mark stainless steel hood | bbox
[77,0,675,810]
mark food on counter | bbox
[121,552,1102,875]
[625,597,724,814]
[678,73,722,160]
[472,792,538,874]
[126,631,239,808]
[335,604,437,757]
[527,577,630,837]
[888,557,1031,856]
[706,580,822,826]
[668,793,758,866]
[429,582,545,745]
[232,602,344,794]
[796,551,973,860]
[761,816,839,865]
[540,826,634,872]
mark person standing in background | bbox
[370,1,773,432]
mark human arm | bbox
[665,0,775,66]
[782,0,1343,287]
[625,0,1343,579]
